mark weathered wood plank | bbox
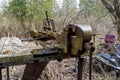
[22,62,49,80]
[0,47,64,68]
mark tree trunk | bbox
[101,0,120,40]
[116,17,120,40]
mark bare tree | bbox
[101,0,120,40]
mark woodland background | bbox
[0,0,119,41]
[0,0,120,80]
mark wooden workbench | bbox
[0,38,85,80]
[0,40,72,80]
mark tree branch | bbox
[101,0,115,15]
[67,9,84,24]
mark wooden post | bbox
[22,62,48,80]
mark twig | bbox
[67,9,84,24]
[97,62,109,79]
[0,37,8,53]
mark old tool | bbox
[22,23,94,80]
[44,24,94,80]
[40,23,93,80]
[43,11,55,32]
[56,24,92,56]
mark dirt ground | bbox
[1,58,120,80]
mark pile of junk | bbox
[94,34,120,76]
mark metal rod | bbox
[89,51,92,80]
[0,68,2,80]
[92,34,96,44]
[45,11,50,26]
[6,67,10,80]
[77,58,84,80]
[89,43,95,80]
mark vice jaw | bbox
[57,24,92,56]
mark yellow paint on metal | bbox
[57,24,92,55]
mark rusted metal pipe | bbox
[6,67,10,80]
[77,58,84,80]
[45,11,50,26]
[0,68,2,80]
[89,43,95,80]
[89,51,92,80]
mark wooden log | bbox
[22,61,49,80]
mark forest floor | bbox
[2,58,120,80]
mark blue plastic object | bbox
[101,53,111,60]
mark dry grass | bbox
[0,12,117,40]
[0,15,43,37]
